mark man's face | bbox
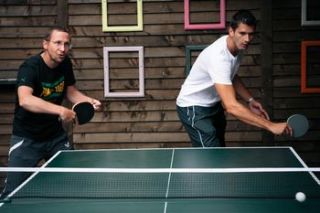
[229,23,255,50]
[43,30,71,65]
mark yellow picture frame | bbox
[102,0,143,32]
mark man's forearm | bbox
[232,75,253,102]
[66,85,94,104]
[19,93,65,116]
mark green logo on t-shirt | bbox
[40,76,65,101]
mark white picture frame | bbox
[301,0,320,26]
[103,46,144,98]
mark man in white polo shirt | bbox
[176,10,291,147]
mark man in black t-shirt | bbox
[1,26,101,198]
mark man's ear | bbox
[42,40,48,50]
[228,27,234,36]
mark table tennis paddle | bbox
[72,102,95,125]
[287,114,309,138]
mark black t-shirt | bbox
[12,53,76,141]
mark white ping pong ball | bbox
[295,192,306,202]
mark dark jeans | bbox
[1,132,72,198]
[177,102,226,147]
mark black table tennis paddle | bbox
[287,114,309,138]
[72,102,95,125]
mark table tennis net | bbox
[1,167,320,200]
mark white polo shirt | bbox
[176,35,243,107]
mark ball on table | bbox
[295,192,306,202]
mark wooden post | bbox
[57,0,71,141]
[260,0,274,145]
[57,0,68,28]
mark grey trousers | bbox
[176,102,226,147]
[1,132,72,198]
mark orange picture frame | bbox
[301,40,320,93]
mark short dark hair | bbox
[44,26,69,41]
[229,10,257,30]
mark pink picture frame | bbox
[184,0,226,30]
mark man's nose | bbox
[59,45,66,51]
[244,34,250,42]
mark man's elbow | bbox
[17,86,34,108]
[18,96,29,108]
[18,93,33,109]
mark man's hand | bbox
[248,99,270,120]
[91,99,102,111]
[59,107,76,123]
[269,122,293,136]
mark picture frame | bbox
[301,0,320,26]
[185,45,208,76]
[184,0,225,30]
[300,40,320,93]
[103,46,144,97]
[102,0,143,32]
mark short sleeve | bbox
[208,57,233,85]
[16,60,38,89]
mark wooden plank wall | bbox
[0,0,319,171]
[0,0,58,189]
[272,0,320,166]
[69,0,265,150]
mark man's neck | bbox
[41,52,58,69]
[226,36,238,56]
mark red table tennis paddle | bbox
[72,102,95,125]
[287,114,309,138]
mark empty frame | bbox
[301,41,320,93]
[185,45,207,76]
[104,46,144,97]
[102,0,143,32]
[301,0,320,26]
[184,0,225,30]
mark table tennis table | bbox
[1,146,320,213]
